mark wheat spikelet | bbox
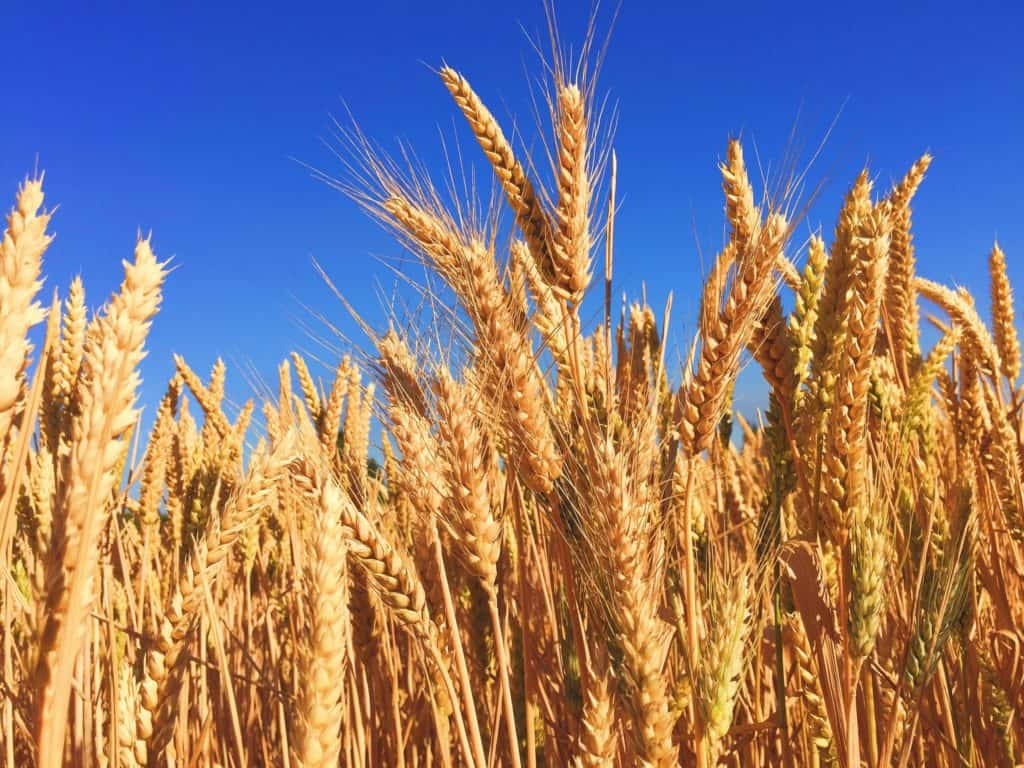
[276,359,295,437]
[671,452,708,546]
[903,325,961,439]
[617,580,676,767]
[386,392,444,524]
[27,443,56,561]
[678,143,787,457]
[982,385,1024,542]
[512,238,572,368]
[957,346,991,455]
[980,652,1017,764]
[808,172,872,385]
[163,398,193,560]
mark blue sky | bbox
[4,1,1023,420]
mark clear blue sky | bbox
[4,1,1023,419]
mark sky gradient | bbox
[4,1,1023,419]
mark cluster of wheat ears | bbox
[1,44,1023,768]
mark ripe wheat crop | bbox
[1,34,1022,768]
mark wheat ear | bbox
[883,154,931,373]
[35,237,166,768]
[696,569,752,750]
[577,643,617,767]
[434,368,500,590]
[552,83,592,305]
[988,242,1020,383]
[0,177,51,443]
[292,476,350,768]
[43,276,86,452]
[440,65,554,277]
[817,183,893,546]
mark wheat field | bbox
[1,43,1022,768]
